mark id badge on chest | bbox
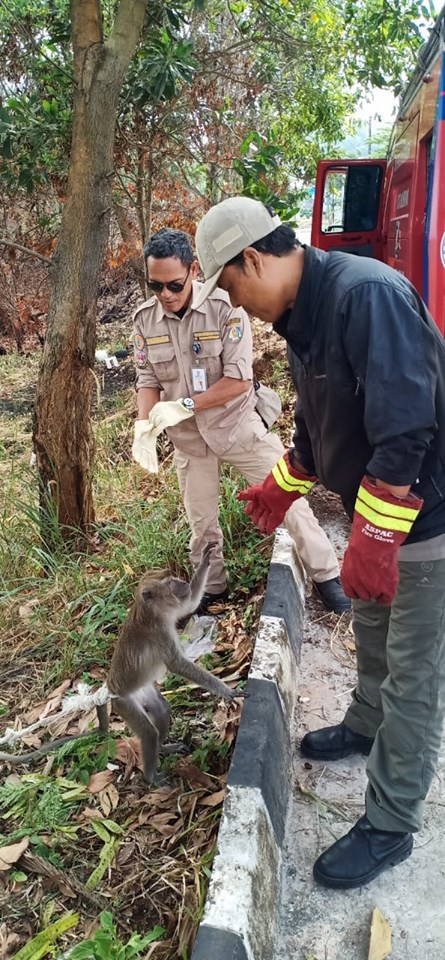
[191,363,207,392]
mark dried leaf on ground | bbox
[88,769,115,794]
[0,924,22,957]
[115,736,143,777]
[0,837,29,870]
[199,788,226,807]
[174,760,217,789]
[18,598,39,618]
[212,700,243,743]
[368,906,392,960]
[99,783,120,815]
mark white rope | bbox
[0,683,115,748]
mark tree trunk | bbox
[33,0,147,539]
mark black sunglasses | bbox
[147,264,191,294]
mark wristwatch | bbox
[181,397,195,411]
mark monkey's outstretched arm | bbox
[167,648,246,701]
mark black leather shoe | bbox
[193,589,230,616]
[301,722,374,760]
[313,815,413,888]
[312,576,351,613]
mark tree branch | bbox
[0,238,52,265]
[107,0,148,73]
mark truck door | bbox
[311,159,386,260]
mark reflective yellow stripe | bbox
[355,500,413,533]
[359,484,420,522]
[355,484,420,534]
[358,484,420,522]
[271,457,316,494]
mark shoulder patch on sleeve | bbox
[134,333,145,351]
[228,323,243,341]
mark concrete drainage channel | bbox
[192,528,305,960]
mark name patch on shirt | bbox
[193,331,220,341]
[146,335,171,345]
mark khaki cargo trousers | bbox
[174,425,339,594]
[344,557,445,833]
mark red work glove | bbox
[341,476,424,605]
[238,451,317,534]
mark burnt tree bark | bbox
[33,0,148,538]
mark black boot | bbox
[313,815,413,888]
[312,576,351,613]
[193,589,230,616]
[301,722,374,761]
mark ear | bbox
[141,588,153,603]
[191,259,200,279]
[243,247,263,276]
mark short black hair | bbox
[144,228,194,265]
[226,204,299,268]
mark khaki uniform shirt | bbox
[133,281,257,457]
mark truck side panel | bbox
[425,47,445,333]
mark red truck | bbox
[311,4,445,334]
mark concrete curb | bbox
[191,528,306,960]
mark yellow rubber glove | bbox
[148,400,195,431]
[132,420,159,474]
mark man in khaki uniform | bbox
[132,227,349,614]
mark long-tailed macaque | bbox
[0,544,245,780]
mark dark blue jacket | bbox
[275,246,445,543]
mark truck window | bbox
[344,165,383,231]
[321,164,384,233]
[322,168,347,232]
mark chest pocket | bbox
[147,343,179,383]
[197,338,223,384]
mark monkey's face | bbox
[138,573,189,610]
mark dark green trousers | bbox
[344,557,445,833]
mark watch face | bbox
[183,397,194,409]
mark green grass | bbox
[0,346,287,958]
[0,351,271,695]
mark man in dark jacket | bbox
[194,196,445,889]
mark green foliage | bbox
[0,0,433,211]
[68,911,165,960]
[14,912,79,960]
[0,93,71,193]
[233,131,302,221]
[191,731,231,771]
[0,774,88,835]
[55,734,116,784]
[342,0,431,94]
[219,465,272,594]
[128,31,197,106]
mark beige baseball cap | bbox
[193,197,281,309]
